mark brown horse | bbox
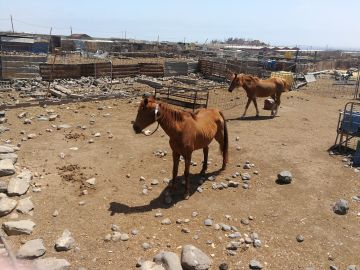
[133,95,228,199]
[228,73,289,117]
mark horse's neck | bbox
[157,103,184,136]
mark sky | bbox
[0,0,359,49]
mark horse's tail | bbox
[219,111,228,166]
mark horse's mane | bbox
[158,102,196,122]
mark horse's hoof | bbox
[256,114,260,118]
[221,165,226,171]
[200,169,207,175]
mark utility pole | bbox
[124,31,126,40]
[157,34,159,44]
[70,26,72,35]
[10,15,14,33]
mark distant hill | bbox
[211,37,268,46]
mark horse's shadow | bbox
[108,168,223,215]
[228,115,276,121]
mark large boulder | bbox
[0,145,14,154]
[181,245,212,270]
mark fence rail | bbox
[39,62,164,81]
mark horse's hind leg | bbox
[215,130,227,170]
[252,98,259,117]
[200,146,209,175]
[183,154,192,200]
[270,94,276,116]
[274,93,282,116]
[171,152,180,194]
[242,98,252,118]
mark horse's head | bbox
[133,94,159,134]
[228,73,242,92]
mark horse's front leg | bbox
[200,147,209,175]
[242,98,252,118]
[171,152,180,194]
[252,98,259,117]
[183,153,192,200]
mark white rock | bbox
[3,220,36,235]
[85,178,96,185]
[17,239,46,259]
[16,197,34,214]
[55,229,75,251]
[0,196,17,216]
[7,171,32,196]
[32,257,70,270]
[0,145,14,154]
[0,153,18,164]
[0,159,16,176]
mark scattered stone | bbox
[347,265,357,270]
[182,228,190,233]
[221,224,231,231]
[197,187,203,193]
[2,220,36,235]
[94,132,101,137]
[140,176,146,181]
[18,112,27,119]
[27,133,37,139]
[243,164,251,169]
[249,259,263,269]
[228,232,241,239]
[253,239,262,248]
[57,124,71,129]
[104,234,112,242]
[154,251,182,270]
[296,234,304,242]
[16,197,34,214]
[241,218,250,225]
[214,224,221,230]
[0,196,17,216]
[151,179,159,185]
[241,173,251,180]
[161,218,171,225]
[142,242,151,250]
[219,263,229,270]
[121,233,129,241]
[330,266,338,270]
[32,257,70,270]
[55,229,75,251]
[111,232,121,241]
[111,224,119,231]
[155,212,163,217]
[333,199,349,215]
[23,119,32,125]
[0,180,7,192]
[228,181,239,188]
[131,229,139,235]
[17,239,46,259]
[0,159,16,176]
[85,177,96,186]
[204,219,213,226]
[181,245,212,270]
[191,211,199,217]
[277,171,292,184]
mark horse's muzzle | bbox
[133,124,142,134]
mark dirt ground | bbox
[1,87,359,269]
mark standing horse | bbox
[228,73,289,117]
[133,95,228,199]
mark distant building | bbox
[69,34,92,39]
